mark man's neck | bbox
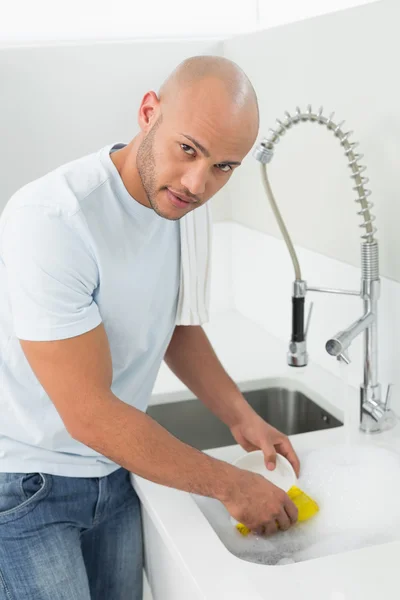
[110,138,151,209]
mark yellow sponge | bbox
[287,485,319,522]
[235,485,319,536]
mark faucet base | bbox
[360,384,397,433]
[360,409,397,434]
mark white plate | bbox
[232,450,297,492]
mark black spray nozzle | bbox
[291,296,305,343]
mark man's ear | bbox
[137,91,160,133]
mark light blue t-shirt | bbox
[0,143,181,477]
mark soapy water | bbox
[193,444,400,565]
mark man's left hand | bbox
[230,411,301,477]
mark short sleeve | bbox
[0,206,102,341]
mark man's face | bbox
[136,82,258,221]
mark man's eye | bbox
[181,144,195,155]
[217,164,232,173]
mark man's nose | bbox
[180,164,208,197]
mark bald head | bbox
[158,55,259,128]
[131,55,259,220]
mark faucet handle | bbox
[304,302,314,341]
[384,383,394,410]
[338,351,351,365]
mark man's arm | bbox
[19,324,237,501]
[164,325,254,428]
[19,322,298,531]
[164,325,301,477]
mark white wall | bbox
[222,0,400,282]
[0,39,231,221]
[0,1,260,43]
[257,0,377,28]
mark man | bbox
[0,55,300,599]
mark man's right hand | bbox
[221,469,298,536]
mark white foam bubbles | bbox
[193,442,400,565]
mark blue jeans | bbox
[0,467,143,599]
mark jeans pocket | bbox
[0,472,51,524]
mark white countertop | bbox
[133,310,400,599]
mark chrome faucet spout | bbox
[326,311,374,357]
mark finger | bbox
[284,497,299,524]
[237,438,259,452]
[276,509,291,532]
[254,524,266,536]
[261,443,277,471]
[276,438,301,477]
[264,520,279,536]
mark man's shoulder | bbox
[5,146,108,218]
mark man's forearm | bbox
[72,392,238,503]
[164,325,253,428]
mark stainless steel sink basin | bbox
[147,387,342,450]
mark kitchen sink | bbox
[147,386,342,450]
[141,384,400,573]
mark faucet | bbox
[253,105,394,434]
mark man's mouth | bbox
[166,189,192,209]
